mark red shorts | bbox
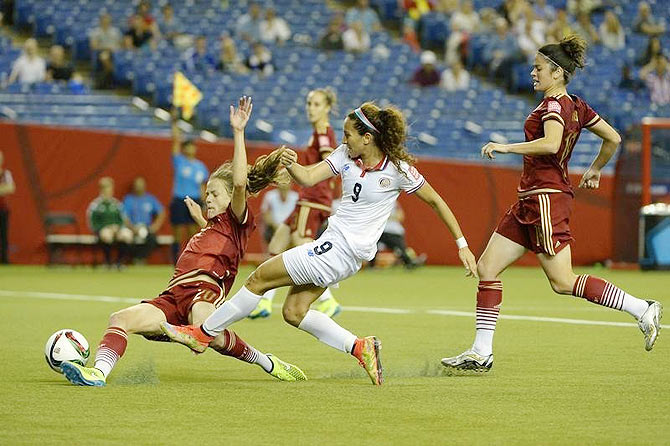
[495,192,573,256]
[142,281,224,325]
[286,202,331,239]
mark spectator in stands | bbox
[368,203,426,270]
[68,72,88,94]
[319,15,345,51]
[259,8,291,45]
[260,183,298,250]
[497,0,524,26]
[0,150,14,264]
[567,0,602,16]
[343,21,371,54]
[478,7,500,34]
[516,7,547,60]
[122,176,166,263]
[89,13,122,53]
[135,0,156,29]
[546,9,573,43]
[345,0,381,32]
[641,54,670,106]
[637,37,663,67]
[236,1,263,43]
[532,0,555,22]
[633,2,665,37]
[182,36,216,73]
[440,58,470,91]
[618,65,645,92]
[169,110,209,263]
[217,36,248,74]
[484,18,522,89]
[8,38,45,85]
[445,0,480,65]
[158,4,181,44]
[411,50,441,87]
[87,177,133,268]
[124,14,154,49]
[45,45,73,82]
[573,12,599,46]
[246,42,274,76]
[599,11,625,51]
[434,0,459,15]
[94,50,115,90]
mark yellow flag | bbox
[173,71,202,120]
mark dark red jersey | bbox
[299,126,337,205]
[172,206,255,296]
[519,94,600,196]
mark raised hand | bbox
[481,142,508,160]
[184,196,207,228]
[230,96,253,131]
[578,168,601,189]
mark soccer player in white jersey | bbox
[161,102,478,385]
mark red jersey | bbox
[519,94,600,197]
[172,206,255,296]
[299,126,337,205]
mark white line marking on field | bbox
[1,289,667,329]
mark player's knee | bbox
[245,268,269,294]
[108,309,129,331]
[99,227,114,244]
[476,258,497,281]
[548,276,574,295]
[282,302,307,327]
[117,227,133,244]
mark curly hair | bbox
[538,34,588,84]
[210,147,290,195]
[347,102,416,174]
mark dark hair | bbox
[538,34,587,84]
[347,102,415,170]
[182,136,196,148]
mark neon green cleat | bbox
[267,354,307,381]
[61,361,106,387]
[248,299,273,319]
[313,296,342,318]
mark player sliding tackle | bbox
[161,101,478,385]
[61,96,307,386]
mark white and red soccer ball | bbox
[44,329,90,373]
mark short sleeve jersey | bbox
[520,94,600,196]
[173,207,255,296]
[298,126,337,206]
[172,153,209,200]
[122,193,163,226]
[324,145,425,260]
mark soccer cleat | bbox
[313,296,342,318]
[352,336,383,385]
[248,299,273,319]
[61,361,106,387]
[441,350,493,372]
[160,322,213,353]
[267,354,307,381]
[639,300,663,352]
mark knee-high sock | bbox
[298,309,357,353]
[472,280,502,356]
[211,329,272,372]
[94,326,128,377]
[201,286,263,336]
[316,287,334,303]
[572,275,649,320]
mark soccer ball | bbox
[44,329,90,373]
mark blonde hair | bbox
[209,147,290,195]
[310,86,338,111]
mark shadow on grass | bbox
[113,360,160,386]
[316,360,490,380]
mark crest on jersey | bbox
[379,177,391,188]
[343,164,350,172]
[547,101,562,114]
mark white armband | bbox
[455,237,468,249]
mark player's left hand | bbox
[230,96,253,131]
[458,247,478,278]
[279,148,298,167]
[481,142,508,160]
[578,168,601,189]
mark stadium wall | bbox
[1,122,613,266]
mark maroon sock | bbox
[211,329,259,364]
[94,326,128,376]
[476,280,502,331]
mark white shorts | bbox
[281,227,362,288]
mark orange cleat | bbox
[160,322,214,353]
[352,336,383,385]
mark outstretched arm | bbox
[229,96,253,222]
[579,119,621,189]
[279,150,335,187]
[413,181,477,277]
[481,120,564,159]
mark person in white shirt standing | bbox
[161,102,478,385]
[8,38,46,85]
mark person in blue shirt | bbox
[123,176,166,263]
[170,109,209,262]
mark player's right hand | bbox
[279,149,298,167]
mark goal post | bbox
[640,117,670,206]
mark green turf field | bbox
[0,265,668,445]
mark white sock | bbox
[255,353,273,372]
[622,293,650,320]
[262,289,277,302]
[316,287,334,303]
[202,286,263,335]
[297,310,357,353]
[472,330,494,357]
[94,357,114,377]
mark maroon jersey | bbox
[172,206,255,296]
[299,126,337,205]
[519,94,600,196]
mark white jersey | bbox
[324,144,425,260]
[260,188,299,226]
